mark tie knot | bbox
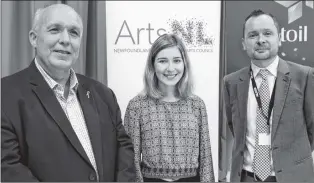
[259,69,269,80]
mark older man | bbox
[1,4,136,182]
[222,9,314,182]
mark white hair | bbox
[31,4,83,35]
[32,8,44,32]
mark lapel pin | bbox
[86,91,90,99]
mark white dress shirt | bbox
[243,56,279,175]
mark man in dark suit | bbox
[222,9,314,182]
[1,4,136,182]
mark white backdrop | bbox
[106,1,221,180]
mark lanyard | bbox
[250,67,276,126]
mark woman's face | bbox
[154,46,185,89]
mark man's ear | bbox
[29,30,38,48]
[241,38,246,51]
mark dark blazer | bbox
[223,58,314,182]
[1,61,136,182]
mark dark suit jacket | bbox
[222,58,314,182]
[1,61,136,182]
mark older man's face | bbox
[33,6,82,72]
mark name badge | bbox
[258,133,271,146]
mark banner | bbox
[220,1,314,180]
[224,1,314,74]
[106,1,221,180]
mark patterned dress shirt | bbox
[35,59,98,179]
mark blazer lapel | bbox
[77,79,104,180]
[271,59,291,140]
[237,67,250,143]
[28,62,91,167]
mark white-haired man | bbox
[1,4,136,182]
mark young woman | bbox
[124,34,215,182]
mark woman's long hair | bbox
[143,34,193,99]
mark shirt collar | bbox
[34,58,79,91]
[251,55,279,78]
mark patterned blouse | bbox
[124,94,215,182]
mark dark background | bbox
[224,0,314,74]
[219,1,314,180]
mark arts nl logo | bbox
[114,19,214,47]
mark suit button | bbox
[89,173,96,181]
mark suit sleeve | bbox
[198,99,215,182]
[124,99,143,182]
[223,77,233,136]
[110,91,137,182]
[219,77,233,182]
[1,110,39,182]
[304,67,314,151]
